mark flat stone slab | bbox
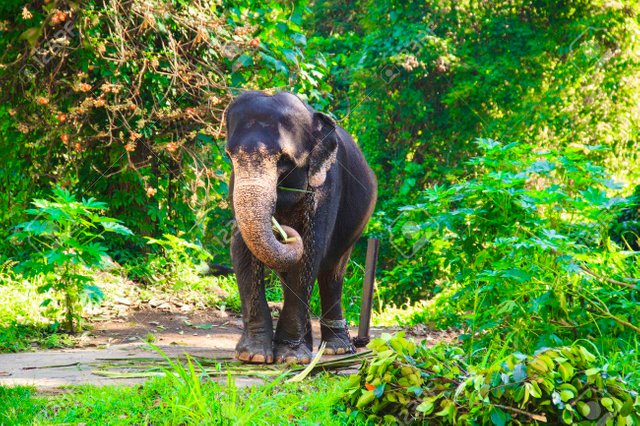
[0,305,450,391]
[0,343,221,389]
[0,320,387,390]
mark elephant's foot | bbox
[235,332,274,364]
[274,339,313,364]
[321,319,355,355]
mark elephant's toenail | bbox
[237,352,251,361]
[284,356,298,364]
[336,348,346,355]
[251,354,266,363]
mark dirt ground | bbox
[0,302,457,391]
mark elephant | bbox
[225,91,377,364]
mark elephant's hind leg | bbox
[231,232,274,363]
[318,250,355,355]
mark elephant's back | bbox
[336,125,377,215]
[321,125,377,265]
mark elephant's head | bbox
[226,91,339,271]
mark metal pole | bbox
[354,238,379,347]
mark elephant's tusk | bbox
[271,216,287,240]
[271,216,299,244]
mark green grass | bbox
[0,373,350,425]
[0,267,68,353]
[0,323,73,353]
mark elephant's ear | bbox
[309,112,339,188]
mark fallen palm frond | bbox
[89,346,373,380]
[92,368,285,379]
[22,362,80,370]
[287,342,326,383]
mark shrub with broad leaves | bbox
[12,186,132,332]
[342,332,640,425]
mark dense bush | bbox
[302,2,640,385]
[375,140,640,363]
[610,184,640,250]
[0,0,329,261]
[308,0,640,303]
[2,0,639,307]
[342,333,640,424]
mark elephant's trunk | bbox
[233,178,304,271]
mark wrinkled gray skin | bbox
[226,91,377,364]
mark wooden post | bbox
[354,238,379,347]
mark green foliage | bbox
[610,184,640,250]
[0,386,42,425]
[11,186,132,332]
[313,0,640,193]
[0,0,329,257]
[1,2,640,421]
[377,140,640,355]
[309,0,640,315]
[0,261,69,352]
[137,233,212,287]
[343,332,640,424]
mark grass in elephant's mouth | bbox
[277,185,313,194]
[0,372,350,424]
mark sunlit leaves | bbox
[343,333,640,424]
[381,138,639,363]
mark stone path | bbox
[0,304,454,391]
[0,312,390,391]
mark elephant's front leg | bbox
[231,232,274,363]
[273,263,317,364]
